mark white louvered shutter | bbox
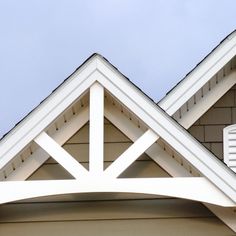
[224,125,236,173]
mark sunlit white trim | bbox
[104,129,158,178]
[104,102,191,177]
[0,60,97,170]
[89,82,104,174]
[178,71,236,129]
[35,132,89,179]
[7,106,89,181]
[159,32,236,115]
[0,178,234,206]
[96,60,236,203]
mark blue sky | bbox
[0,0,235,137]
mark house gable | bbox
[0,54,234,207]
[159,30,236,232]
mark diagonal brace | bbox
[34,132,89,179]
[104,129,158,178]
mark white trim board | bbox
[159,31,236,116]
[177,70,236,129]
[95,58,236,203]
[157,31,236,232]
[0,178,231,206]
[105,95,236,232]
[0,51,235,231]
[7,105,89,181]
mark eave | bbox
[159,30,236,116]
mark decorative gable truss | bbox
[0,54,235,211]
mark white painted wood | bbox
[223,125,236,173]
[1,54,235,203]
[104,129,158,178]
[104,103,191,177]
[35,132,89,179]
[0,52,235,230]
[159,32,236,115]
[105,103,236,231]
[7,106,89,181]
[89,82,104,174]
[0,59,98,170]
[178,71,236,129]
[0,178,234,206]
[6,107,89,181]
[96,65,236,203]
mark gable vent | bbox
[224,125,236,173]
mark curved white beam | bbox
[0,178,234,206]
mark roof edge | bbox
[159,29,236,114]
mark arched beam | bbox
[0,178,234,206]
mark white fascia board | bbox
[96,57,236,203]
[7,106,89,181]
[159,32,236,115]
[178,71,236,129]
[0,56,99,170]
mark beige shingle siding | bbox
[189,87,236,160]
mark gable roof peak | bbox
[159,29,236,114]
